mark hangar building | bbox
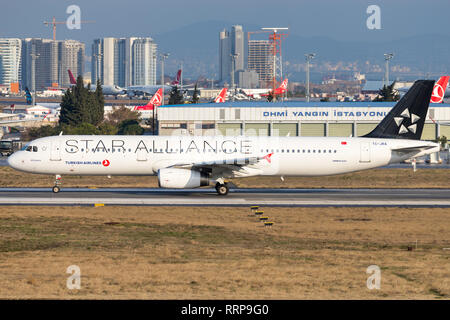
[157,101,450,141]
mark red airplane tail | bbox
[214,88,227,103]
[430,76,449,103]
[279,79,288,90]
[147,88,163,107]
[68,70,76,85]
[171,69,182,85]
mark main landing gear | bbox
[215,182,229,196]
[52,175,61,193]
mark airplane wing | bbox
[153,153,274,173]
[171,154,271,168]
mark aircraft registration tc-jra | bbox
[8,80,439,195]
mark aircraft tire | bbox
[216,183,229,196]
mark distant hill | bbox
[154,20,450,82]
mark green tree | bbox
[92,79,105,125]
[59,75,104,126]
[373,83,400,102]
[104,106,140,125]
[191,83,200,104]
[437,135,448,149]
[64,123,99,135]
[118,119,144,135]
[22,125,59,140]
[168,86,184,105]
[98,123,119,135]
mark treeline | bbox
[23,76,144,140]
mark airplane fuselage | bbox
[7,135,438,178]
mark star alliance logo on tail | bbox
[395,108,420,135]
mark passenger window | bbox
[318,150,321,153]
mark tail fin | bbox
[147,88,163,107]
[68,70,76,85]
[171,69,182,85]
[279,79,288,90]
[24,87,32,105]
[363,80,435,140]
[214,88,227,103]
[430,76,449,103]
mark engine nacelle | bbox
[158,168,210,189]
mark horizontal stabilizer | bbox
[391,145,437,153]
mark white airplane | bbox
[397,76,450,101]
[7,80,439,195]
[68,70,125,97]
[125,69,182,98]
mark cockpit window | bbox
[32,146,38,152]
[26,146,32,152]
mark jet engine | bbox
[158,168,210,188]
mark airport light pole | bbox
[160,53,170,106]
[305,53,315,102]
[384,53,394,87]
[30,52,40,106]
[230,53,239,101]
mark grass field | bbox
[0,206,449,299]
[1,166,450,189]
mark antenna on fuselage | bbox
[59,131,63,136]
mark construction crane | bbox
[261,27,289,95]
[43,16,95,41]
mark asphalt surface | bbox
[0,187,449,207]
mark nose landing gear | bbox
[52,175,61,193]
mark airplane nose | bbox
[7,152,19,169]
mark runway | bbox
[0,187,449,207]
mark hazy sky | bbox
[1,0,450,43]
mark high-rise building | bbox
[92,37,157,87]
[57,40,84,87]
[21,38,57,90]
[21,38,84,90]
[132,38,157,86]
[0,38,22,87]
[219,29,231,84]
[247,40,273,86]
[231,25,244,73]
[219,25,244,86]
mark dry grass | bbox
[0,206,449,299]
[1,166,450,189]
